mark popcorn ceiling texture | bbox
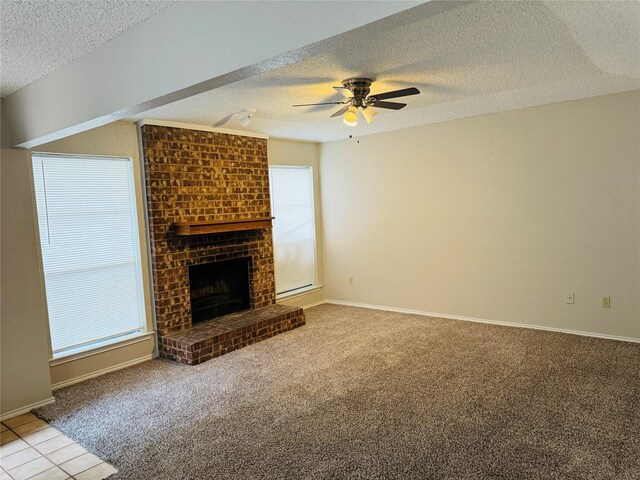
[131,1,640,142]
[36,304,640,479]
[4,1,638,141]
[0,1,172,97]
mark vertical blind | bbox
[269,166,317,295]
[32,154,145,355]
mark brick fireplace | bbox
[140,124,305,365]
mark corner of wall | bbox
[1,148,53,417]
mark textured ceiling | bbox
[0,0,173,97]
[129,1,640,143]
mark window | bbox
[32,153,145,357]
[269,166,317,295]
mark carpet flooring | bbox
[36,304,640,479]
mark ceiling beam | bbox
[1,1,425,148]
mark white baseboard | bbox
[302,300,327,309]
[325,299,640,344]
[1,397,55,421]
[51,353,157,390]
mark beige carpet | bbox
[36,304,640,479]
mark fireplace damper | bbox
[188,258,251,323]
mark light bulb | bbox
[239,115,251,127]
[343,106,358,126]
[361,107,377,124]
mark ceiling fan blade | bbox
[333,86,352,98]
[212,113,235,127]
[369,101,406,110]
[361,107,377,124]
[330,106,350,118]
[371,87,420,101]
[292,101,347,107]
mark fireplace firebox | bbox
[188,258,251,323]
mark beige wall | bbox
[1,149,54,417]
[320,91,640,339]
[33,121,157,386]
[268,138,325,308]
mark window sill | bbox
[276,284,323,301]
[49,331,156,366]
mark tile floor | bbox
[0,414,116,480]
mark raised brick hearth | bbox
[140,124,305,364]
[160,304,305,365]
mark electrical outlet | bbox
[566,292,575,304]
[348,276,354,285]
[602,296,611,308]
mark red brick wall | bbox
[140,125,276,336]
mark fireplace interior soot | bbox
[189,257,251,323]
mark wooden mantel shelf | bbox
[173,217,274,236]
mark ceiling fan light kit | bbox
[239,108,257,127]
[343,106,358,126]
[212,108,257,128]
[293,78,420,127]
[361,107,377,124]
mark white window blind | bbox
[32,154,145,355]
[269,166,317,295]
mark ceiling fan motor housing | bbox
[342,78,373,107]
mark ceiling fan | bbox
[213,108,257,128]
[293,78,420,126]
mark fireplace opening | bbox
[188,257,251,323]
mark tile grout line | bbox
[1,416,117,480]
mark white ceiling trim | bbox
[136,120,269,140]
